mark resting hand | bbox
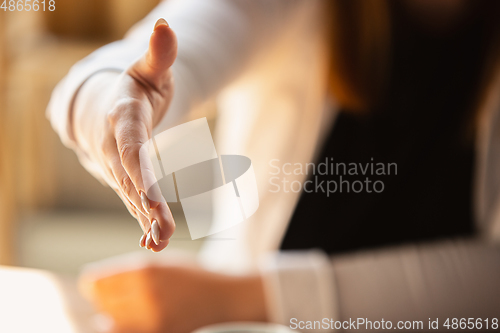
[80,262,268,333]
[72,19,176,251]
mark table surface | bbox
[0,266,97,333]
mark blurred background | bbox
[0,0,204,275]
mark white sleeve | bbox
[46,0,302,150]
[260,240,500,332]
[260,250,338,332]
[333,240,500,329]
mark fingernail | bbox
[140,191,151,214]
[154,18,169,30]
[145,232,152,249]
[139,234,146,248]
[151,220,160,245]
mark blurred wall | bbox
[1,10,16,265]
[44,0,161,40]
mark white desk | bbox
[0,266,97,333]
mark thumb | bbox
[130,18,177,91]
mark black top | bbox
[280,1,488,254]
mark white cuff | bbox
[259,250,338,332]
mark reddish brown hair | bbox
[326,0,500,114]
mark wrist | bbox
[72,71,121,151]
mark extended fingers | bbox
[106,98,176,252]
[101,131,156,235]
[107,98,162,209]
[102,131,148,210]
[147,202,175,252]
[138,202,175,252]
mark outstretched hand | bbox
[73,19,177,251]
